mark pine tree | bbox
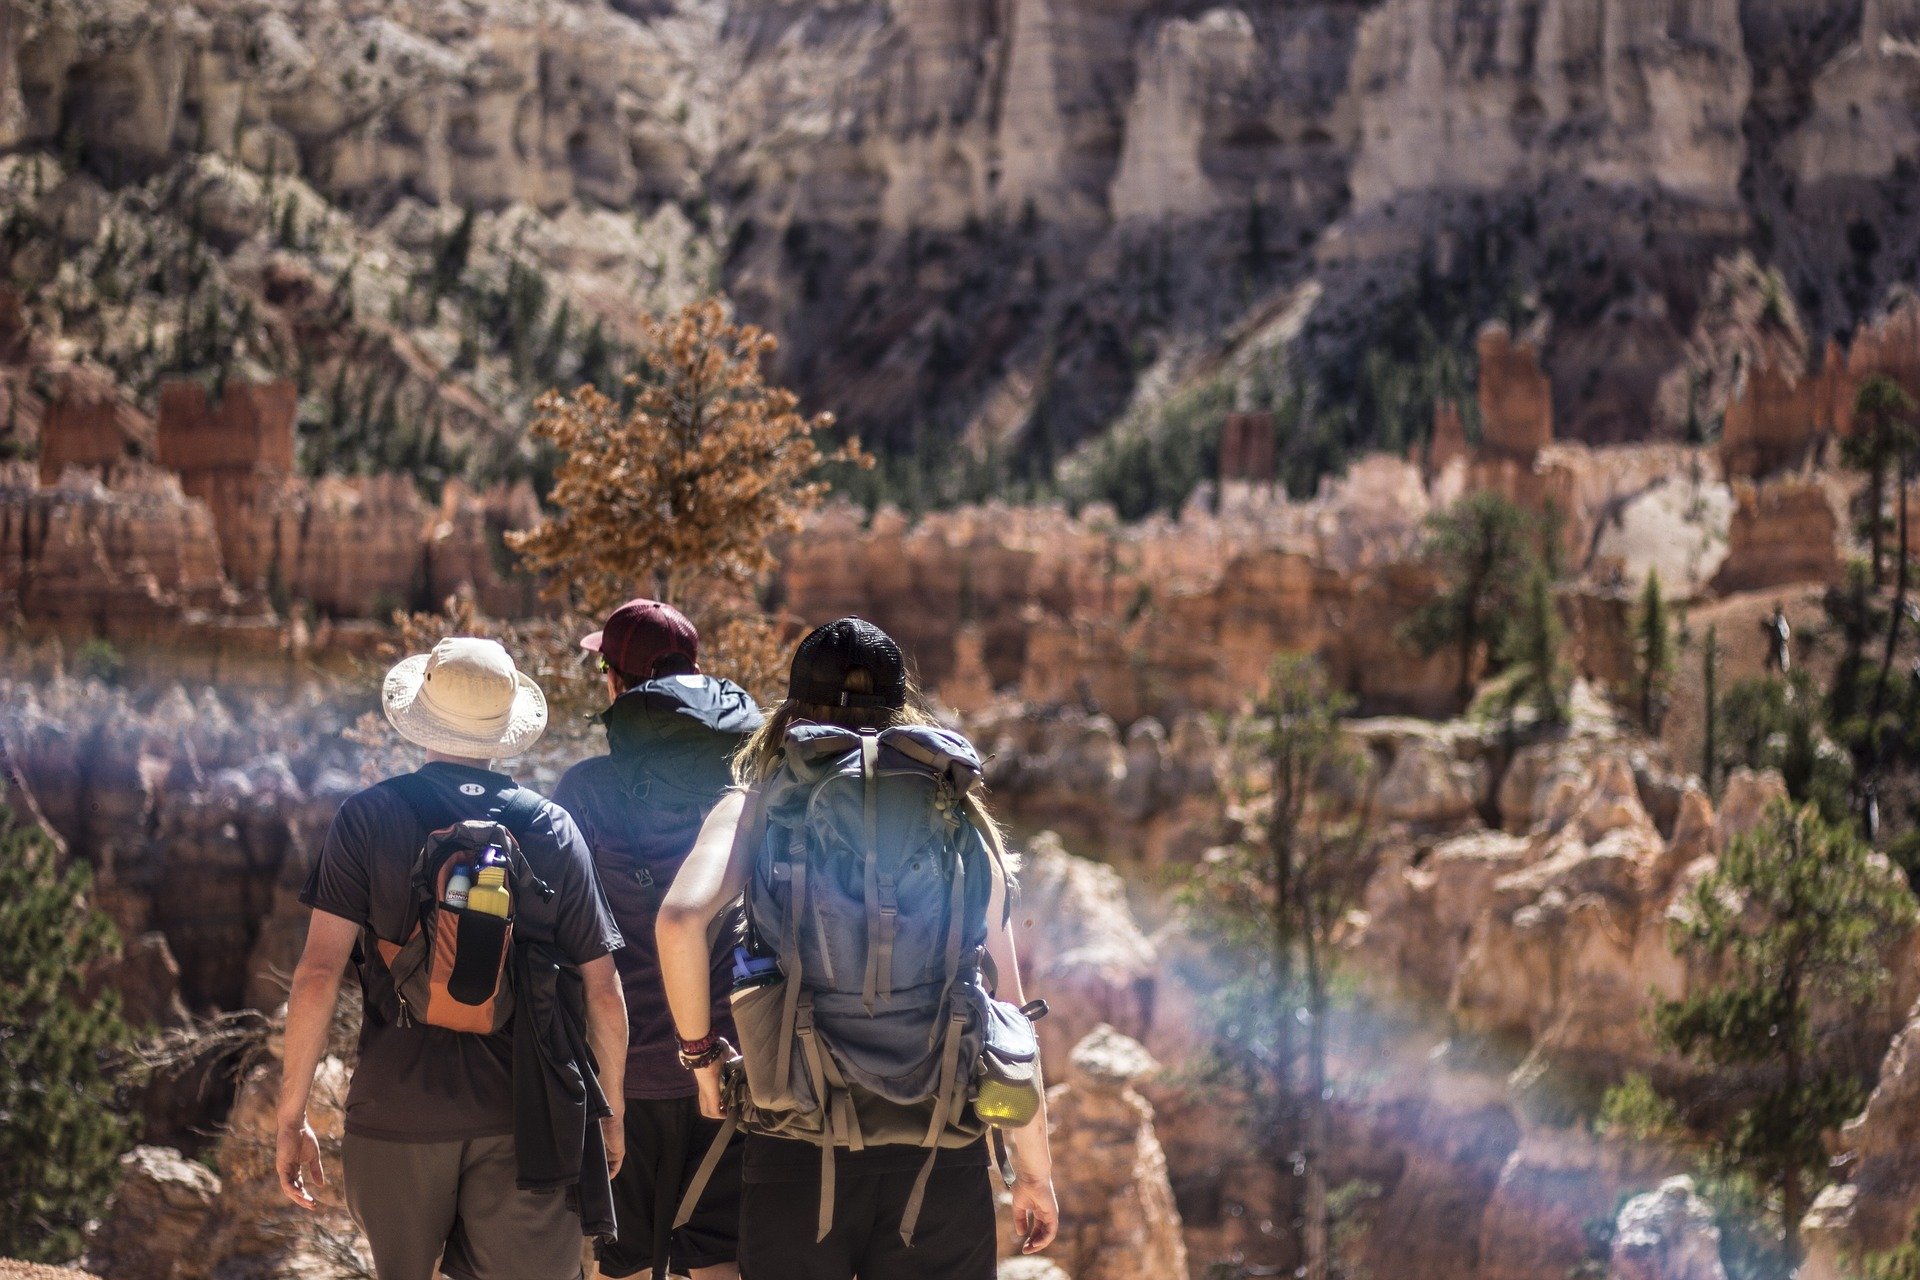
[1654,801,1913,1269]
[1402,492,1540,705]
[1634,568,1676,734]
[576,318,616,394]
[1702,623,1721,797]
[1498,565,1569,726]
[1178,655,1375,1280]
[429,207,475,299]
[0,805,135,1261]
[1847,376,1917,587]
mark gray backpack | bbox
[679,723,1023,1245]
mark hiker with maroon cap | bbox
[554,600,764,1280]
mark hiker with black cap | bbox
[657,617,1060,1280]
[553,600,764,1280]
[275,637,630,1280]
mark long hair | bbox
[733,665,1014,879]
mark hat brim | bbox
[579,630,605,653]
[382,653,548,759]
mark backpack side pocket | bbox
[974,996,1042,1128]
[731,976,814,1115]
[433,907,513,1031]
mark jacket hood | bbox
[600,676,763,803]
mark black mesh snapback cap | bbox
[788,617,908,709]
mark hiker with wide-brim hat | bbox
[277,636,633,1280]
[656,618,1060,1280]
[554,601,764,1280]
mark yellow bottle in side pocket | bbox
[466,866,511,918]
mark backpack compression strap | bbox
[859,732,899,1015]
[894,824,974,1248]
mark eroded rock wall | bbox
[3,0,1919,459]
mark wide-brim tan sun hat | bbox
[383,637,548,759]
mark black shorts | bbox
[598,1096,745,1279]
[736,1134,995,1280]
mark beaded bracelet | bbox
[678,1036,729,1071]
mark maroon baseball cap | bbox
[580,599,700,681]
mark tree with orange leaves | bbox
[508,298,865,690]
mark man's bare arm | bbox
[580,953,629,1176]
[275,910,358,1210]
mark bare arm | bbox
[986,867,1060,1254]
[275,909,358,1210]
[580,953,629,1176]
[656,789,752,1117]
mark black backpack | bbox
[360,774,553,1033]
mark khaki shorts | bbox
[343,1131,585,1280]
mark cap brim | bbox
[382,653,549,759]
[579,630,605,653]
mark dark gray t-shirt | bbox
[301,762,623,1142]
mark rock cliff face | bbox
[778,437,1807,733]
[1034,1027,1190,1280]
[87,1038,363,1280]
[2,0,1919,464]
[1803,1005,1920,1280]
[1608,1178,1729,1280]
[4,418,542,627]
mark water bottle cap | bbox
[477,867,507,887]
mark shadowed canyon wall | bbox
[2,0,1920,461]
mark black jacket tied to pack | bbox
[513,936,617,1240]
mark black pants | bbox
[736,1137,996,1280]
[599,1097,745,1279]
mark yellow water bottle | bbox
[467,866,510,918]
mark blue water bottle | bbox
[730,946,781,995]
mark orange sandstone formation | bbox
[155,378,298,590]
[1719,358,1823,479]
[37,365,150,487]
[1427,398,1469,481]
[1711,479,1844,594]
[1476,324,1553,463]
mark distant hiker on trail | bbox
[1764,603,1792,675]
[553,600,764,1280]
[657,617,1060,1280]
[276,637,630,1280]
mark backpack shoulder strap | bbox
[381,773,545,840]
[380,771,456,833]
[495,786,547,844]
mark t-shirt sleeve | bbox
[551,768,597,852]
[541,803,625,966]
[300,792,378,929]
